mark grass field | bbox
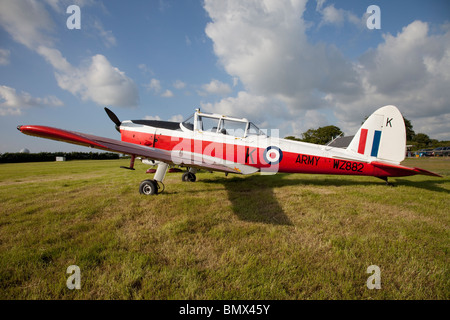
[0,157,448,299]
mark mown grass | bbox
[0,157,448,299]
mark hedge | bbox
[0,152,120,163]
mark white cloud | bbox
[321,4,345,25]
[143,114,184,122]
[204,0,450,139]
[138,63,154,75]
[204,0,359,109]
[0,0,55,49]
[203,0,360,135]
[0,49,10,65]
[56,54,138,107]
[169,114,184,122]
[201,91,285,125]
[43,0,62,12]
[144,115,162,121]
[161,89,174,98]
[43,0,96,12]
[0,85,63,116]
[316,2,361,27]
[93,20,117,48]
[145,78,162,94]
[37,46,73,74]
[198,79,232,96]
[0,0,139,109]
[37,47,138,107]
[201,90,331,136]
[328,21,450,137]
[173,80,186,89]
[185,35,192,46]
[144,79,174,98]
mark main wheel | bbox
[182,172,196,182]
[139,179,158,195]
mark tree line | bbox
[0,152,120,163]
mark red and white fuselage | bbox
[18,104,441,195]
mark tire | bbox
[139,179,158,195]
[182,172,196,182]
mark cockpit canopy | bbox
[181,109,265,138]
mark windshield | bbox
[218,119,247,137]
[198,116,220,133]
[247,122,265,136]
[181,114,194,131]
[183,112,265,137]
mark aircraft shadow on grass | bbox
[393,178,449,194]
[199,174,293,226]
[186,173,448,226]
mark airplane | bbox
[17,105,441,195]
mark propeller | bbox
[104,107,121,132]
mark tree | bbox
[284,136,302,142]
[301,125,343,145]
[403,117,415,142]
[413,133,431,149]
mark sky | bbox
[0,0,449,153]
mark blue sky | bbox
[0,0,449,152]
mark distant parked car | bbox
[418,149,433,157]
[432,147,450,157]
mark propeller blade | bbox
[104,107,121,132]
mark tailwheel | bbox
[379,176,395,187]
[139,179,159,195]
[182,172,196,182]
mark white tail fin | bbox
[347,105,406,164]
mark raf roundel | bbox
[263,146,283,165]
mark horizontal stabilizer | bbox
[411,167,443,177]
[371,161,442,177]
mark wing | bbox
[17,125,250,174]
[371,161,442,177]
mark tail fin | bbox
[347,105,406,164]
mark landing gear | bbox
[182,172,196,182]
[379,176,395,187]
[139,179,159,195]
[182,168,197,182]
[140,162,169,195]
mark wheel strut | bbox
[378,176,395,187]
